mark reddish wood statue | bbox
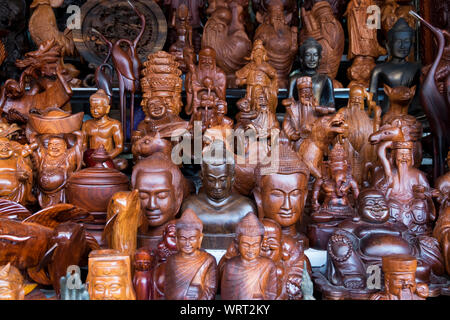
[168,4,193,73]
[133,248,154,300]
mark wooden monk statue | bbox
[221,213,278,300]
[87,249,136,300]
[164,209,217,300]
[0,263,25,300]
[82,89,126,170]
[133,248,154,300]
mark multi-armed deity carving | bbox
[164,209,218,300]
[288,37,335,107]
[221,213,278,300]
[87,249,136,300]
[253,0,298,89]
[300,1,345,88]
[202,0,252,87]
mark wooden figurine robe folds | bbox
[87,249,136,300]
[164,209,217,300]
[221,213,277,300]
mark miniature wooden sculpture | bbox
[0,136,36,206]
[0,40,73,123]
[87,249,136,300]
[382,85,416,124]
[381,0,416,37]
[236,40,278,113]
[168,4,193,73]
[300,1,345,88]
[253,142,310,246]
[0,264,25,300]
[253,0,298,89]
[131,152,186,249]
[311,141,360,223]
[345,0,386,87]
[370,255,429,300]
[252,0,299,26]
[93,0,146,139]
[66,146,129,246]
[410,11,450,181]
[288,37,335,107]
[185,47,226,116]
[202,0,252,87]
[347,56,377,88]
[181,146,256,249]
[82,89,125,170]
[0,203,99,295]
[336,84,381,185]
[164,209,217,300]
[221,213,278,300]
[103,190,142,258]
[133,248,154,300]
[282,76,335,151]
[369,18,420,112]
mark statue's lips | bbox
[279,211,294,218]
[145,210,162,220]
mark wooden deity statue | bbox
[164,209,217,300]
[28,128,83,208]
[133,248,154,300]
[168,4,193,73]
[381,0,416,37]
[182,145,256,249]
[253,141,310,247]
[252,0,299,26]
[369,18,420,113]
[311,141,360,223]
[370,255,429,300]
[202,0,252,87]
[236,40,278,113]
[345,0,387,87]
[0,264,25,300]
[0,136,36,206]
[253,0,298,89]
[87,250,136,300]
[221,213,278,300]
[337,84,381,185]
[131,151,187,249]
[300,1,345,88]
[82,89,126,170]
[185,47,226,117]
[282,76,335,151]
[288,37,335,107]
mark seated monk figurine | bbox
[221,213,278,300]
[0,264,25,300]
[164,209,217,300]
[131,152,187,250]
[288,37,335,107]
[324,189,444,294]
[311,141,359,223]
[369,18,420,113]
[370,255,429,300]
[82,89,126,170]
[0,136,36,206]
[86,249,136,300]
[181,146,256,249]
[253,141,310,248]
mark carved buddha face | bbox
[47,137,67,158]
[136,171,177,227]
[238,235,262,262]
[302,47,320,71]
[386,272,416,297]
[395,148,413,167]
[176,228,203,256]
[258,173,307,228]
[147,97,167,120]
[358,190,389,223]
[202,163,233,201]
[91,274,128,300]
[261,221,282,262]
[90,97,110,119]
[0,138,13,159]
[390,32,413,60]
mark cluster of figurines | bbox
[0,0,449,301]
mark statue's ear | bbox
[252,187,264,220]
[256,11,264,24]
[410,85,417,96]
[383,84,393,96]
[286,13,293,25]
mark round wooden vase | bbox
[66,146,129,247]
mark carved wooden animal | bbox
[103,190,142,257]
[382,84,416,124]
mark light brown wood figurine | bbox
[0,264,25,300]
